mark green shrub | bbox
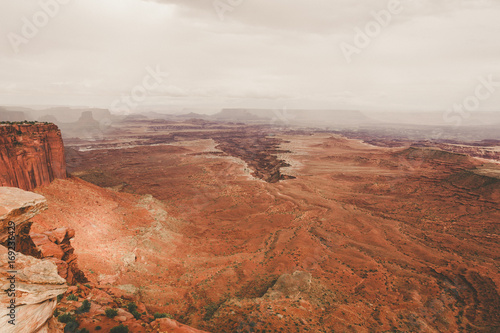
[78,329,90,333]
[110,324,129,333]
[67,294,78,301]
[57,294,64,302]
[131,310,141,319]
[76,300,91,314]
[105,308,118,318]
[58,313,76,323]
[153,312,173,319]
[127,302,137,313]
[53,309,60,318]
[64,321,79,332]
[95,326,102,331]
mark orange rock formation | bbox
[0,123,67,191]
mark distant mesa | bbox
[213,109,264,122]
[78,110,99,125]
[0,107,26,122]
[177,112,210,119]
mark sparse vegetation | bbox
[0,120,40,125]
[153,312,173,319]
[67,294,78,301]
[64,321,79,332]
[203,303,220,321]
[76,300,91,314]
[110,324,129,333]
[58,313,76,323]
[105,308,119,318]
[131,310,141,319]
[126,302,137,313]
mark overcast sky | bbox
[0,0,499,113]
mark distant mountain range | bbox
[1,105,499,131]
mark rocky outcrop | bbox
[0,187,67,333]
[0,187,47,246]
[152,318,211,333]
[0,123,67,191]
[0,188,87,286]
[0,247,67,333]
[31,228,88,285]
[264,271,312,299]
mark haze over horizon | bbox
[1,0,500,113]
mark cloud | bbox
[0,0,499,111]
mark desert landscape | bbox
[2,115,498,332]
[2,1,500,332]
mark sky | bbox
[0,0,499,113]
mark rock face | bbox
[0,123,67,191]
[0,187,47,245]
[31,228,88,285]
[0,187,67,333]
[0,247,67,333]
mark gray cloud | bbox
[0,0,499,111]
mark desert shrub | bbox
[203,303,220,321]
[153,312,172,319]
[131,310,141,319]
[95,326,101,331]
[54,309,60,318]
[67,294,78,301]
[57,294,64,302]
[105,308,118,318]
[78,329,89,333]
[76,300,91,314]
[110,324,129,333]
[127,302,137,313]
[64,321,79,333]
[58,313,76,323]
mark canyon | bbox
[59,121,500,332]
[1,120,499,332]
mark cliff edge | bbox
[0,123,67,191]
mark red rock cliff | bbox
[0,123,67,190]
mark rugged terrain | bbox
[0,186,209,333]
[28,120,500,332]
[0,123,67,190]
[0,187,68,333]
